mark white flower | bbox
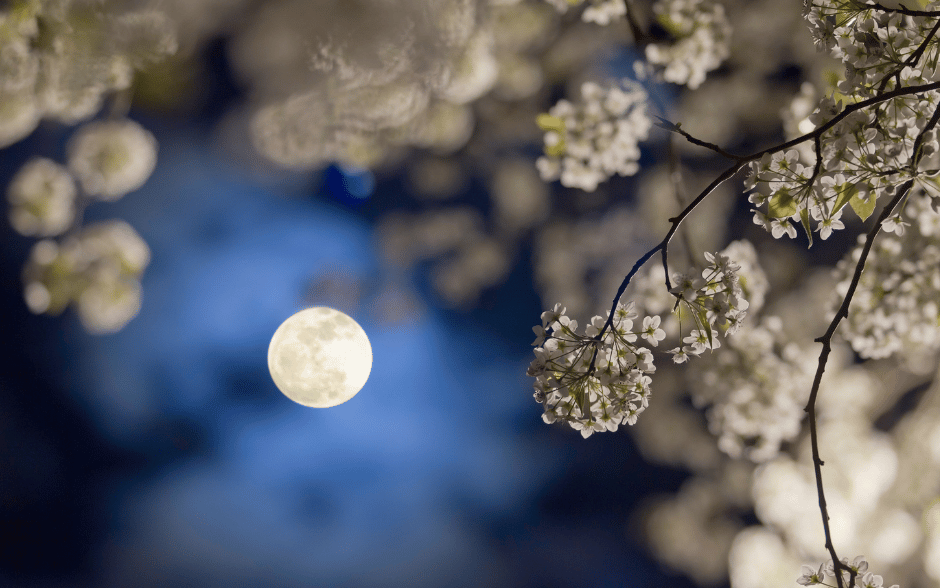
[816,208,845,240]
[859,571,884,588]
[67,119,158,200]
[640,315,666,346]
[797,563,825,585]
[668,346,690,363]
[770,217,798,239]
[7,158,77,236]
[882,214,910,236]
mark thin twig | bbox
[666,133,698,266]
[653,115,745,160]
[586,80,940,380]
[876,18,940,94]
[864,2,940,17]
[622,0,650,44]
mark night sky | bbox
[0,38,701,588]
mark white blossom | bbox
[7,158,77,237]
[67,119,158,200]
[536,79,651,192]
[645,0,731,89]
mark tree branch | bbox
[653,116,746,160]
[803,100,940,588]
[863,2,940,17]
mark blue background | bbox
[0,41,697,588]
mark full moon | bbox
[267,307,372,408]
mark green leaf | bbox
[849,188,876,221]
[800,207,813,249]
[536,113,565,133]
[768,188,798,219]
[831,182,855,215]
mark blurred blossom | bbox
[22,220,150,333]
[542,0,626,26]
[228,0,550,170]
[67,119,159,200]
[76,272,144,334]
[645,0,731,90]
[407,158,467,200]
[0,0,176,133]
[536,79,651,192]
[378,207,485,269]
[781,81,819,163]
[432,237,511,306]
[690,315,815,462]
[377,206,513,305]
[0,90,41,148]
[629,370,723,470]
[489,158,550,234]
[398,101,475,154]
[642,478,740,586]
[489,2,555,53]
[435,32,499,105]
[534,206,651,322]
[728,527,803,588]
[926,500,940,582]
[7,157,77,237]
[493,54,544,100]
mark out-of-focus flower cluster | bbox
[690,315,816,461]
[23,220,150,334]
[536,79,651,191]
[832,189,940,360]
[238,0,555,169]
[7,118,156,333]
[377,206,514,308]
[645,0,731,89]
[0,0,176,147]
[541,0,626,26]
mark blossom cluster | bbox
[669,241,816,462]
[805,0,940,97]
[797,555,899,588]
[529,301,660,437]
[831,189,940,360]
[542,0,627,26]
[645,0,731,89]
[536,80,652,192]
[23,220,150,334]
[529,249,749,437]
[0,0,176,147]
[689,315,817,461]
[666,250,749,364]
[748,1,940,244]
[7,118,156,333]
[245,0,552,169]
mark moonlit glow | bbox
[267,307,372,407]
